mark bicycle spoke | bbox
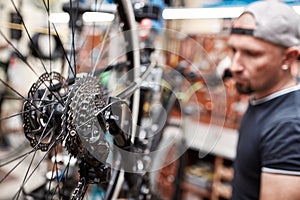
[12,141,59,199]
[10,0,50,76]
[0,100,58,121]
[90,16,113,75]
[0,148,36,173]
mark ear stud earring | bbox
[282,64,289,70]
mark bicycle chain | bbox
[62,76,109,163]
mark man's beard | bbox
[235,82,254,94]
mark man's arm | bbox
[260,172,300,200]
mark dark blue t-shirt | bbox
[232,85,300,199]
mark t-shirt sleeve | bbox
[260,119,300,174]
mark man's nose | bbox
[229,52,244,73]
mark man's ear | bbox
[284,47,299,65]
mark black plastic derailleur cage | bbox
[71,154,111,200]
[97,97,132,148]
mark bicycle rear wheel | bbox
[0,0,140,199]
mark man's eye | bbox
[229,48,236,56]
[245,50,259,56]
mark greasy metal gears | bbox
[62,76,109,163]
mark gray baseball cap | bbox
[230,1,300,48]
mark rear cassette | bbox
[62,75,109,163]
